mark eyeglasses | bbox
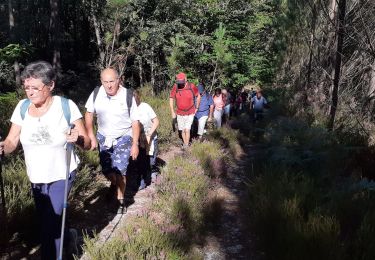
[23,84,48,92]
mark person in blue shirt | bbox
[251,89,269,122]
[195,83,214,140]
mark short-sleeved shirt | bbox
[137,102,158,138]
[170,83,199,116]
[195,93,213,119]
[252,96,267,111]
[85,86,140,138]
[213,94,225,110]
[11,96,82,184]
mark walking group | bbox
[0,61,269,259]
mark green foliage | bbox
[83,216,186,259]
[0,44,31,63]
[0,92,19,133]
[246,114,375,259]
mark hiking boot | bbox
[66,228,78,256]
[117,199,126,214]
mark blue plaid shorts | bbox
[97,132,132,176]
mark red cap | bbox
[176,72,186,84]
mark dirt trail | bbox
[80,141,260,260]
[202,144,260,260]
[77,143,261,260]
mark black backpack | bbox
[92,86,133,116]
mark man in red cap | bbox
[169,72,201,150]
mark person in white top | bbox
[133,90,159,189]
[0,61,90,259]
[84,68,140,214]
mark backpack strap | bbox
[93,86,100,103]
[20,99,31,120]
[126,88,133,116]
[60,97,71,125]
[92,86,100,113]
[20,97,71,125]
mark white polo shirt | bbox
[11,96,82,184]
[85,86,140,138]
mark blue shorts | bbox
[97,132,132,176]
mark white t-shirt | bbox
[252,96,267,111]
[10,96,82,184]
[138,102,157,138]
[85,86,140,138]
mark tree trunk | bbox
[329,0,337,21]
[150,46,155,95]
[138,56,143,88]
[8,0,21,87]
[49,0,61,73]
[306,2,317,91]
[328,0,346,130]
[91,9,104,67]
[210,59,218,93]
[367,61,375,111]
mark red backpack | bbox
[174,83,196,112]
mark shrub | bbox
[245,116,375,260]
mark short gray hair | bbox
[21,61,56,85]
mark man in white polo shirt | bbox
[85,68,140,214]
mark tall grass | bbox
[245,116,375,260]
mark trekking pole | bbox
[0,136,6,220]
[58,124,75,260]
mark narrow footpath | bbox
[77,140,262,259]
[202,143,262,260]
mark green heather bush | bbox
[82,132,239,258]
[207,127,244,159]
[246,117,375,260]
[155,155,210,240]
[83,216,186,260]
[0,92,19,133]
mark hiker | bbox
[84,68,140,214]
[213,88,225,128]
[241,90,248,108]
[221,89,231,123]
[0,61,90,259]
[133,90,159,190]
[194,82,214,140]
[169,72,201,150]
[250,89,269,122]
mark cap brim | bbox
[176,80,186,84]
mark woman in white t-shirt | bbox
[0,61,90,259]
[133,90,159,189]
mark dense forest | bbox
[1,0,374,134]
[1,0,375,259]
